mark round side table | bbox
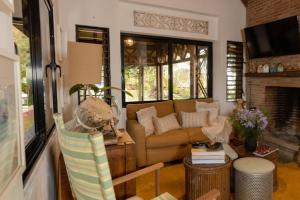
[183,156,232,200]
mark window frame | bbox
[14,0,57,180]
[121,33,213,107]
[75,25,111,104]
[226,40,244,102]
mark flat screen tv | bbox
[244,16,300,59]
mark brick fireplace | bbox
[246,0,300,161]
[246,76,300,161]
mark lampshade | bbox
[67,41,102,85]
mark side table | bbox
[231,143,278,191]
[183,156,232,200]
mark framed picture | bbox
[0,52,24,195]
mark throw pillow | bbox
[195,101,219,125]
[153,113,180,135]
[181,111,209,128]
[136,106,157,136]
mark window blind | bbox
[226,41,244,101]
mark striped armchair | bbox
[54,113,220,200]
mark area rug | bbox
[136,161,300,200]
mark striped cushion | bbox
[153,113,180,135]
[53,113,115,200]
[181,111,208,128]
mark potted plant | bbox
[230,108,268,152]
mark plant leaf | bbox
[69,84,84,96]
[100,86,133,97]
[87,84,100,94]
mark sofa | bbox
[126,98,213,167]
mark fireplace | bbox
[265,87,300,144]
[246,76,300,162]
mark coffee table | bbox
[231,140,279,191]
[183,156,232,200]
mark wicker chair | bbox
[54,113,220,200]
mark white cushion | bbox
[153,113,180,135]
[181,111,208,128]
[233,157,275,174]
[195,101,219,125]
[136,106,157,136]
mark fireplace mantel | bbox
[245,71,300,78]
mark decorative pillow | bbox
[136,106,157,136]
[153,113,180,135]
[181,111,209,128]
[195,102,219,126]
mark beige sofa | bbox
[126,98,213,167]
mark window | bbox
[226,41,244,101]
[12,0,58,179]
[76,25,111,103]
[121,34,212,106]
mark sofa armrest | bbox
[126,120,147,167]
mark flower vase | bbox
[245,137,257,152]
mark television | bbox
[244,16,300,59]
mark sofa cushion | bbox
[136,106,157,136]
[184,127,209,143]
[181,111,208,128]
[196,101,219,125]
[173,98,213,124]
[127,100,174,120]
[146,129,189,148]
[153,113,181,135]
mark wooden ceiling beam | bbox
[241,0,248,7]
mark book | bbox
[192,155,225,160]
[192,159,225,164]
[191,146,225,156]
[253,144,278,157]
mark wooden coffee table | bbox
[231,140,279,191]
[183,156,232,200]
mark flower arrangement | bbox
[230,108,268,139]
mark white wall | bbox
[59,0,246,127]
[24,132,60,200]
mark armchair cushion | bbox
[146,129,189,148]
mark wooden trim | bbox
[245,71,300,77]
[112,162,164,186]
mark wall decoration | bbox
[133,11,209,35]
[277,63,284,72]
[263,64,269,73]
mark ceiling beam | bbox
[241,0,248,6]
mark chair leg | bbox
[155,169,160,196]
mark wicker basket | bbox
[184,156,231,200]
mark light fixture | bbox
[125,38,134,46]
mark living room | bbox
[0,0,300,200]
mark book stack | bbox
[191,145,226,164]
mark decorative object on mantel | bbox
[276,63,284,72]
[133,11,209,35]
[263,64,270,73]
[230,108,268,152]
[257,64,264,73]
[269,63,277,73]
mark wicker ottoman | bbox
[234,157,275,200]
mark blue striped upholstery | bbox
[54,113,115,200]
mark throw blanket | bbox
[202,116,232,143]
